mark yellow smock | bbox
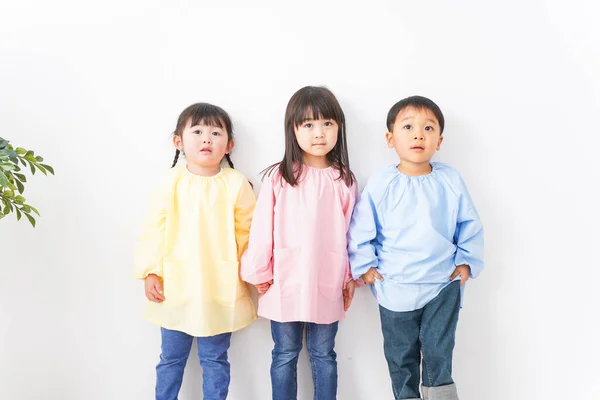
[134,166,257,336]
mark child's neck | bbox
[302,154,330,169]
[397,160,432,176]
[186,163,221,177]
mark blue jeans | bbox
[270,321,339,400]
[155,328,231,400]
[379,281,461,400]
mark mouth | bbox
[200,148,212,153]
[312,143,326,147]
[410,146,425,151]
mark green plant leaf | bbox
[14,173,26,182]
[7,150,18,164]
[16,208,22,220]
[2,204,9,214]
[21,204,31,213]
[25,213,36,227]
[35,156,44,162]
[29,205,40,216]
[15,147,27,155]
[14,195,25,204]
[4,189,14,198]
[40,164,54,175]
[15,179,24,194]
[36,164,47,175]
[0,163,15,172]
[29,162,35,175]
[0,171,8,187]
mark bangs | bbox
[175,103,232,136]
[291,92,344,128]
[188,106,226,129]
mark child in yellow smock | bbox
[134,103,257,400]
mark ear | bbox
[436,135,444,151]
[385,131,395,148]
[226,139,235,154]
[172,135,183,151]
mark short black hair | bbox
[386,96,445,134]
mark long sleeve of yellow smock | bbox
[133,172,171,279]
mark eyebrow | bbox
[189,124,223,130]
[399,117,438,125]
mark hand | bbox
[450,264,471,286]
[255,280,273,294]
[343,279,356,311]
[145,274,165,303]
[361,267,383,285]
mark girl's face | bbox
[294,117,339,168]
[385,106,443,170]
[173,118,233,175]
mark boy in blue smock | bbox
[348,96,484,400]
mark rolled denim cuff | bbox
[422,383,458,400]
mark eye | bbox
[192,130,201,135]
[403,124,412,130]
[304,123,313,128]
[324,121,334,127]
[212,131,221,136]
[425,126,434,132]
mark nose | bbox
[413,129,425,140]
[314,125,325,138]
[202,134,212,143]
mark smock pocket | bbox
[212,260,243,304]
[162,260,190,306]
[273,248,301,297]
[317,251,346,301]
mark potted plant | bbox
[0,137,54,227]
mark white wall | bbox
[1,0,599,399]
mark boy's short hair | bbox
[386,96,445,134]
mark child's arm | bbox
[133,176,169,281]
[451,179,484,284]
[343,182,364,284]
[240,173,276,289]
[234,179,256,261]
[342,182,362,310]
[347,182,381,283]
[133,174,170,302]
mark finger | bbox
[450,269,459,281]
[147,292,161,303]
[154,282,163,295]
[373,270,384,281]
[268,280,274,284]
[150,287,165,301]
[460,273,469,286]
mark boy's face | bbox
[385,106,443,167]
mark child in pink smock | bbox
[241,86,362,400]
